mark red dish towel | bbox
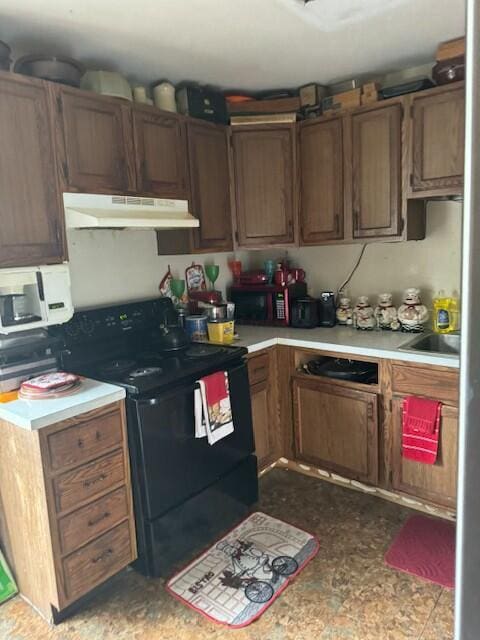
[402,396,442,464]
[197,371,234,445]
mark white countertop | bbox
[0,378,126,431]
[234,325,459,369]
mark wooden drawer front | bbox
[392,364,459,406]
[58,487,129,555]
[47,410,123,472]
[62,521,132,602]
[53,450,125,514]
[248,352,270,386]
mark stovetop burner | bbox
[186,344,224,358]
[127,366,162,379]
[98,358,136,378]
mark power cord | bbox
[337,244,368,298]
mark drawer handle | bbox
[77,438,84,448]
[91,548,113,564]
[88,511,111,527]
[84,473,107,488]
[95,430,102,441]
[253,366,266,373]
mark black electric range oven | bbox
[51,298,258,577]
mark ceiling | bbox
[0,0,466,91]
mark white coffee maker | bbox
[0,264,73,334]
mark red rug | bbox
[385,515,455,588]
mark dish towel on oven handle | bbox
[195,371,234,445]
[402,396,442,464]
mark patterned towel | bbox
[195,371,234,445]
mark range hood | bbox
[63,193,199,230]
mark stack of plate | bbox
[19,372,81,400]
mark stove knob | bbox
[65,323,80,338]
[79,316,95,336]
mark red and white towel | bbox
[402,396,442,464]
[195,371,234,445]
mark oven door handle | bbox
[135,361,247,406]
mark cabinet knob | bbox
[83,473,107,488]
[91,548,113,564]
[88,511,110,527]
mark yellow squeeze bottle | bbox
[432,291,458,333]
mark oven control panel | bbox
[50,298,172,345]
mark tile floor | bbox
[0,469,454,640]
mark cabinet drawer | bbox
[248,352,270,386]
[58,487,129,555]
[46,410,123,472]
[62,521,133,602]
[391,364,459,405]
[53,450,125,514]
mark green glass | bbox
[170,278,185,299]
[205,264,220,290]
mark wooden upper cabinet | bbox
[132,106,188,198]
[299,118,344,244]
[293,376,378,484]
[411,85,465,195]
[351,104,402,239]
[0,73,65,267]
[187,121,232,251]
[56,87,135,194]
[391,397,457,508]
[231,125,296,247]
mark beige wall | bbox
[68,201,461,313]
[250,200,462,310]
[67,229,250,308]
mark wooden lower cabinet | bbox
[248,349,278,470]
[391,397,458,508]
[0,401,136,622]
[293,376,378,484]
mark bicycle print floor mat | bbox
[166,511,320,628]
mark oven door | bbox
[131,362,254,521]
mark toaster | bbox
[291,297,319,328]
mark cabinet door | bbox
[411,87,465,194]
[0,74,65,266]
[248,350,277,470]
[250,380,276,470]
[293,377,378,484]
[56,88,135,194]
[391,397,457,508]
[187,121,232,251]
[352,104,402,239]
[299,118,344,243]
[231,126,296,247]
[133,107,188,198]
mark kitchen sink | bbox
[400,332,461,356]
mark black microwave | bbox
[229,282,307,326]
